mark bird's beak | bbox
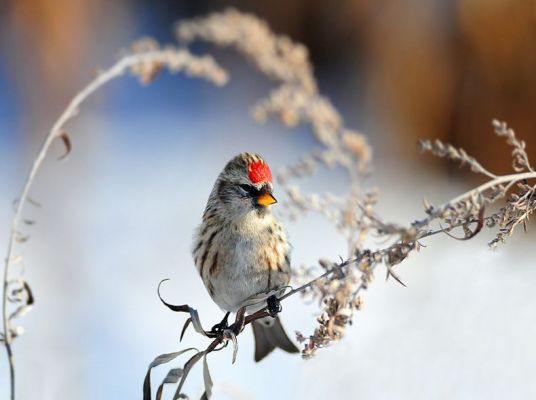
[256,192,277,206]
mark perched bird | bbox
[192,152,299,361]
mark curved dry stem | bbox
[1,48,227,400]
[441,171,536,209]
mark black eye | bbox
[238,184,260,197]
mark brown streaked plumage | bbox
[192,152,298,361]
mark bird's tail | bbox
[251,316,299,362]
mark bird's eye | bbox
[238,184,260,197]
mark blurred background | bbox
[1,1,535,399]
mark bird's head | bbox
[213,153,277,220]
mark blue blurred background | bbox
[1,1,536,399]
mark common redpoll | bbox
[192,153,298,361]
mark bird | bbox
[192,152,299,362]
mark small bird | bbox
[192,152,299,361]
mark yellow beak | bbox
[256,192,277,206]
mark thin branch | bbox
[441,171,536,208]
[279,258,357,302]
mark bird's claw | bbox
[210,321,227,335]
[267,295,282,317]
[207,311,230,337]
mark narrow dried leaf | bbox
[385,265,407,287]
[22,281,34,305]
[162,368,184,384]
[224,329,238,364]
[157,280,207,336]
[442,207,485,241]
[157,280,190,313]
[180,318,192,342]
[158,282,208,336]
[202,353,213,399]
[10,326,24,339]
[58,131,72,160]
[423,197,432,212]
[8,304,33,321]
[156,368,183,400]
[234,307,246,334]
[15,233,30,244]
[188,308,207,336]
[143,348,197,400]
[8,280,34,305]
[28,197,42,207]
[173,351,205,400]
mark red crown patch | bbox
[248,160,272,184]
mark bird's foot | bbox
[267,295,282,318]
[208,312,230,337]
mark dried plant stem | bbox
[1,49,225,400]
[443,171,536,208]
[279,258,358,302]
